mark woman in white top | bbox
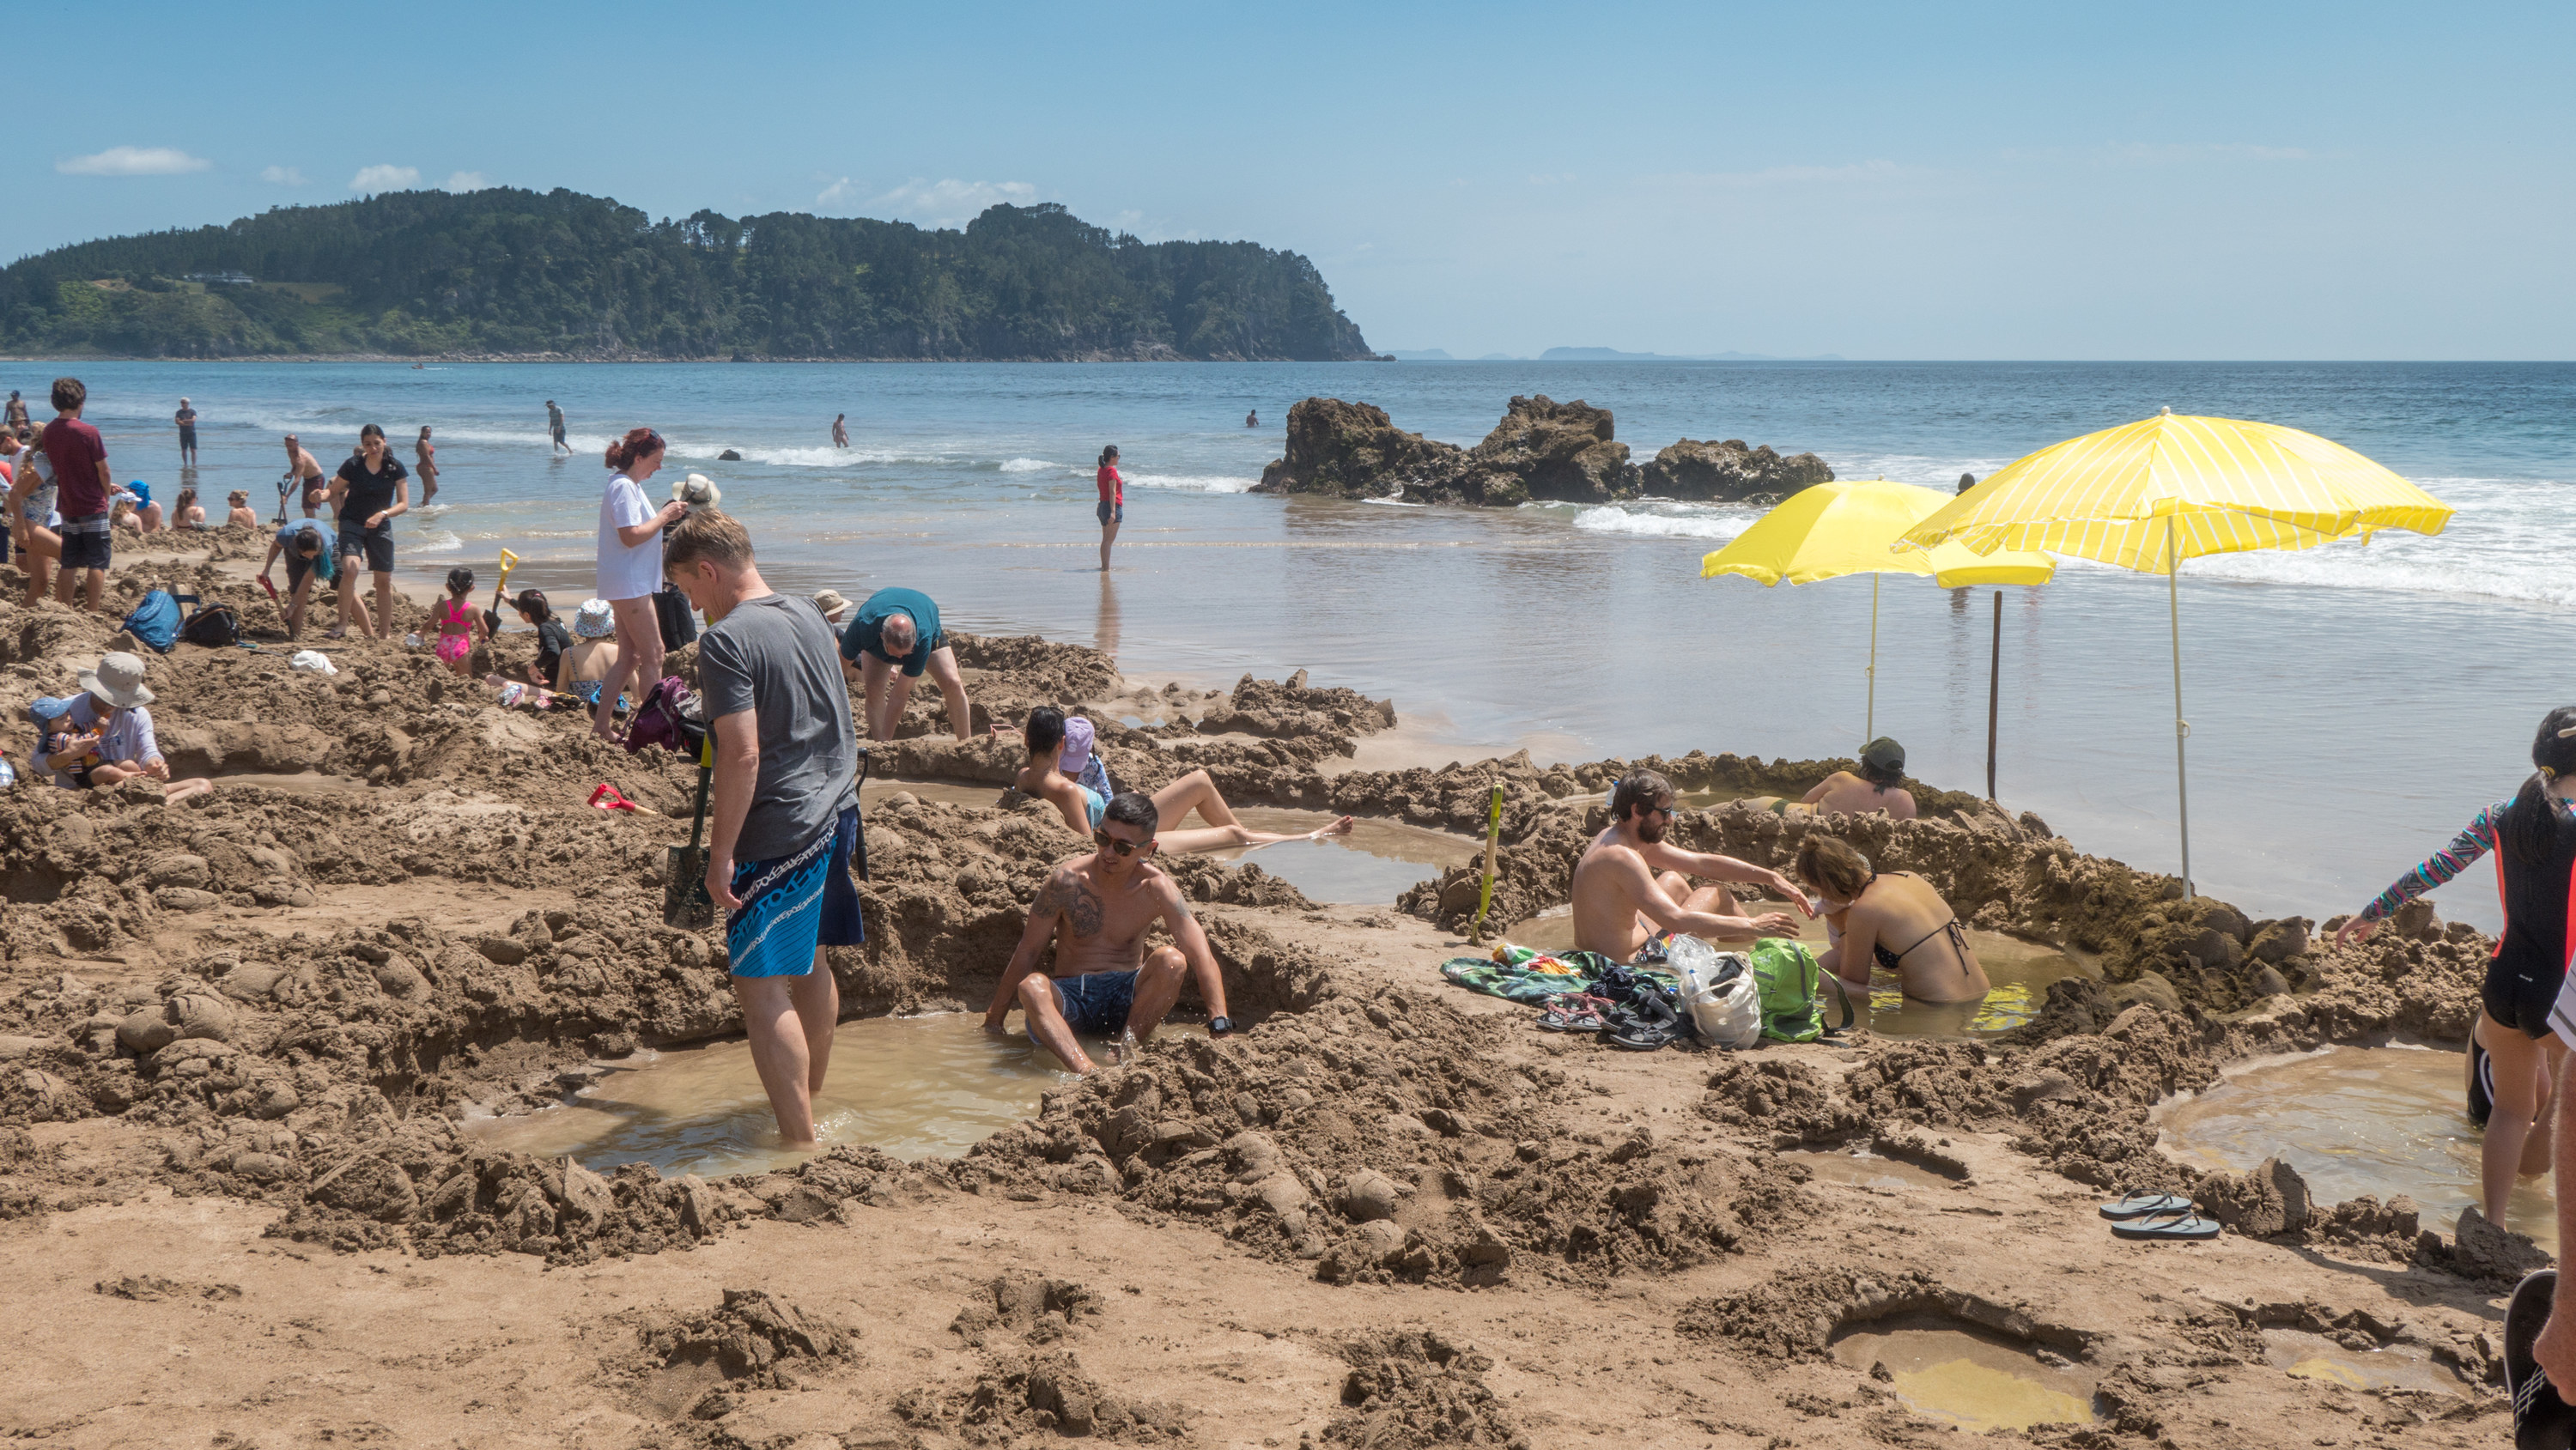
[592,427,687,739]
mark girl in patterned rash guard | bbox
[2339,706,2576,1224]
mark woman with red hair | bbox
[592,427,688,739]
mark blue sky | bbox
[13,1,2571,359]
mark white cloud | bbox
[872,178,1038,228]
[442,171,489,192]
[58,146,211,177]
[350,164,421,192]
[816,176,860,207]
[260,165,308,185]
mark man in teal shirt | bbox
[838,586,982,741]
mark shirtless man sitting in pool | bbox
[1571,770,1808,961]
[985,791,1236,1073]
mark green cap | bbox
[1861,737,1905,775]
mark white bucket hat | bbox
[80,652,155,708]
[672,473,720,511]
[573,598,617,639]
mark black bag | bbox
[179,598,240,648]
[653,586,698,651]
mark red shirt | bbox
[1096,464,1122,505]
[43,418,108,519]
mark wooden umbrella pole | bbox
[2168,528,2193,898]
[1986,589,2001,803]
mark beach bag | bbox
[1669,935,1761,1049]
[623,676,707,756]
[179,599,240,648]
[119,590,184,654]
[1752,937,1829,1043]
[653,586,699,651]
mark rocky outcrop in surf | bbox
[1256,395,1831,507]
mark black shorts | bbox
[58,517,111,572]
[1097,499,1122,525]
[336,523,393,573]
[2482,956,2561,1040]
[285,548,324,592]
[179,426,197,449]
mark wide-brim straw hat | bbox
[80,652,154,708]
[574,598,617,639]
[672,473,721,511]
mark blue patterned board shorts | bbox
[1051,970,1139,1037]
[725,805,863,978]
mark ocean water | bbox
[28,358,2576,930]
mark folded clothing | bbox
[1440,953,1680,1005]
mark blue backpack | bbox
[119,590,184,653]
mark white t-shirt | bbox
[596,472,663,601]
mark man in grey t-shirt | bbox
[666,508,861,1147]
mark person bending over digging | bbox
[1571,769,1807,962]
[985,792,1235,1073]
[668,508,862,1148]
[837,586,983,742]
[1009,705,1354,853]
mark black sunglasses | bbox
[1092,829,1151,857]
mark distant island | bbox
[0,188,1377,361]
[1384,346,1845,362]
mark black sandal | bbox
[1606,993,1688,1051]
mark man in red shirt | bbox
[42,378,112,612]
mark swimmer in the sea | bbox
[1749,737,1920,820]
[1570,769,1807,962]
[1794,832,1990,1007]
[1011,706,1353,854]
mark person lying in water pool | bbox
[985,791,1232,1073]
[1571,769,1807,962]
[1794,833,1990,1007]
[1746,737,1920,820]
[1010,706,1354,853]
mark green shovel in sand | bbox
[664,734,716,930]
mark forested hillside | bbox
[0,188,1376,361]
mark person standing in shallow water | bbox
[174,397,197,467]
[546,400,568,454]
[831,413,848,448]
[415,426,440,505]
[1095,445,1122,571]
[664,508,861,1147]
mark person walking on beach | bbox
[547,400,568,454]
[1569,770,1808,962]
[415,426,440,505]
[2338,707,2576,1229]
[831,413,848,449]
[592,427,688,738]
[43,377,113,614]
[282,434,326,519]
[663,507,861,1147]
[1095,445,1123,571]
[328,423,410,639]
[839,586,982,742]
[174,397,197,467]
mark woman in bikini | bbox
[1794,833,1990,1005]
[2337,706,2576,1224]
[1011,707,1354,853]
[415,427,440,505]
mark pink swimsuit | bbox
[434,597,474,664]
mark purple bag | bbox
[621,676,707,756]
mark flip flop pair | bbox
[2099,1194,2219,1241]
[1536,994,1609,1034]
[1606,992,1692,1051]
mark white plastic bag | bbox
[1668,934,1762,1049]
[289,650,337,676]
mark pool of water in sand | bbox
[463,1014,1074,1179]
[2153,1044,2556,1250]
[1505,910,2093,1038]
[1829,1319,2097,1432]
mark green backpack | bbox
[1751,939,1848,1042]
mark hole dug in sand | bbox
[1830,1314,2099,1433]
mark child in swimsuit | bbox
[433,566,487,675]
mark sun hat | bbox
[811,589,853,622]
[671,473,721,511]
[1060,714,1096,773]
[79,652,154,709]
[574,598,617,639]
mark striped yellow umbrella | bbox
[1702,479,2055,743]
[1901,409,2453,893]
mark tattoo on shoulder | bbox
[1036,866,1103,937]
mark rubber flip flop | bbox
[1606,994,1686,1051]
[2506,1269,2576,1450]
[1535,996,1580,1033]
[1563,998,1608,1034]
[2109,1210,2221,1241]
[2099,1193,2191,1220]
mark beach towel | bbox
[1440,952,1680,1005]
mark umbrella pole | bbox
[1866,574,1880,745]
[2167,529,2193,898]
[1987,590,2001,802]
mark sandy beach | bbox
[0,527,2543,1447]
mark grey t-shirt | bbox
[696,592,859,861]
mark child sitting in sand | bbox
[226,491,258,528]
[429,567,489,676]
[565,598,624,711]
[513,589,572,690]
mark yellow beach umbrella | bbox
[1701,479,2056,742]
[1901,409,2453,893]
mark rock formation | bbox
[1637,438,1834,503]
[1258,396,1829,508]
